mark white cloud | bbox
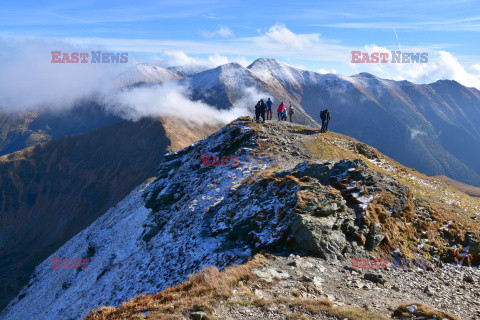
[153,50,250,68]
[257,23,320,50]
[101,81,247,124]
[201,26,234,38]
[472,64,480,74]
[0,37,132,111]
[318,68,337,74]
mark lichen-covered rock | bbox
[291,214,347,260]
[355,142,379,159]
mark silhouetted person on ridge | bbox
[266,98,273,120]
[260,99,267,123]
[320,109,331,132]
[255,101,261,123]
[288,104,294,122]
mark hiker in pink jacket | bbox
[277,102,285,120]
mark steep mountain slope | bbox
[0,63,185,157]
[2,118,478,320]
[0,102,122,157]
[114,63,182,87]
[0,117,220,312]
[168,64,210,77]
[434,175,480,197]
[246,58,480,187]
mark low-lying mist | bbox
[0,38,260,125]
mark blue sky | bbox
[1,0,480,87]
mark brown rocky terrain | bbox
[85,253,480,320]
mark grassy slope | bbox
[433,175,480,198]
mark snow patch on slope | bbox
[0,120,282,320]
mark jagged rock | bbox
[463,275,474,283]
[251,267,290,283]
[363,273,386,284]
[355,142,379,159]
[291,215,347,260]
[424,285,435,296]
[190,312,210,320]
[367,224,385,249]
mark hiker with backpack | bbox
[266,98,273,120]
[260,99,267,123]
[255,101,261,123]
[282,107,287,121]
[288,104,294,122]
[320,109,331,132]
[277,101,285,120]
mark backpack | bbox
[320,109,326,120]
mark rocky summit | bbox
[2,117,479,320]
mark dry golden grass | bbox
[394,302,462,320]
[84,254,266,320]
[83,251,461,320]
[434,175,480,198]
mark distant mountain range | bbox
[163,58,480,187]
[244,58,480,187]
[0,102,122,157]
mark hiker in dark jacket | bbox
[324,109,331,132]
[260,99,267,123]
[320,109,326,132]
[320,109,331,132]
[288,104,294,122]
[266,98,273,120]
[255,101,261,123]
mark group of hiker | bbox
[254,98,295,123]
[253,98,331,133]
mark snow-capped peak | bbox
[114,63,182,87]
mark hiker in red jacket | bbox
[277,102,285,120]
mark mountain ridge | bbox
[2,117,478,320]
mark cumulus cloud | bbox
[201,26,234,38]
[257,23,320,50]
[152,50,250,68]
